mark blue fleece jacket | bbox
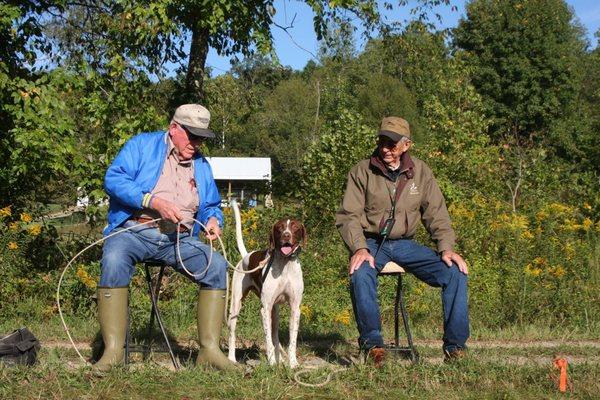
[103,131,223,236]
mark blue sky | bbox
[205,0,600,76]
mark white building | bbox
[206,157,271,206]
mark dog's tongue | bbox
[280,245,293,256]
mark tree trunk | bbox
[184,25,210,103]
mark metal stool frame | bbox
[380,263,419,363]
[124,262,179,370]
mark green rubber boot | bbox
[92,287,128,373]
[196,289,239,371]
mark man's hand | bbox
[349,248,375,275]
[441,250,468,275]
[204,217,221,241]
[150,196,183,223]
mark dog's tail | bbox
[231,199,248,258]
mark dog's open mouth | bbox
[280,243,296,257]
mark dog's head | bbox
[270,218,307,257]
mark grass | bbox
[2,311,600,399]
[1,343,599,399]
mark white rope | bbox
[293,366,347,388]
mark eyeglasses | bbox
[378,137,410,150]
[377,137,401,149]
[180,124,203,142]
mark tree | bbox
[356,73,419,131]
[47,0,380,102]
[453,0,586,143]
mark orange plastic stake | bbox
[553,357,568,393]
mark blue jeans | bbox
[350,238,469,352]
[99,220,227,289]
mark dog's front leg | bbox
[288,297,303,369]
[261,300,276,365]
[271,305,285,364]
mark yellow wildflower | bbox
[563,242,575,261]
[583,203,592,211]
[76,266,97,289]
[524,264,542,277]
[550,265,566,278]
[536,210,548,222]
[300,304,313,320]
[562,218,581,232]
[20,213,32,223]
[521,230,534,240]
[545,203,573,216]
[8,242,18,250]
[510,214,529,230]
[0,205,11,217]
[28,224,41,236]
[532,257,547,267]
[582,218,592,232]
[334,310,351,326]
[9,221,19,231]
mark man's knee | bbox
[446,264,468,287]
[350,262,377,287]
[197,253,228,289]
[100,255,134,287]
[99,241,137,287]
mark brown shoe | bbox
[367,347,386,367]
[444,347,467,363]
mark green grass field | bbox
[1,338,599,399]
[1,316,599,400]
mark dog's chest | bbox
[261,258,303,302]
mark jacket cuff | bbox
[437,242,454,254]
[350,239,368,254]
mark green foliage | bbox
[454,0,586,141]
[381,21,450,108]
[356,73,419,129]
[0,69,77,206]
[301,110,374,228]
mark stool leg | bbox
[394,274,401,348]
[398,274,418,362]
[145,264,179,370]
[143,265,154,361]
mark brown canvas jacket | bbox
[335,150,456,254]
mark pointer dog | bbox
[227,200,306,368]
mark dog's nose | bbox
[282,231,291,240]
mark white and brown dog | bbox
[227,200,306,368]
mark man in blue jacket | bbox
[94,104,237,372]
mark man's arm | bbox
[104,136,146,209]
[419,165,468,274]
[335,166,373,275]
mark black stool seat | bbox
[379,262,419,363]
[124,261,179,370]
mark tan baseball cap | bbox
[172,104,215,138]
[378,116,411,142]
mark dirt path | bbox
[43,339,600,351]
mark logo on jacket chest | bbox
[409,182,419,195]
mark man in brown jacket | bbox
[336,116,469,362]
